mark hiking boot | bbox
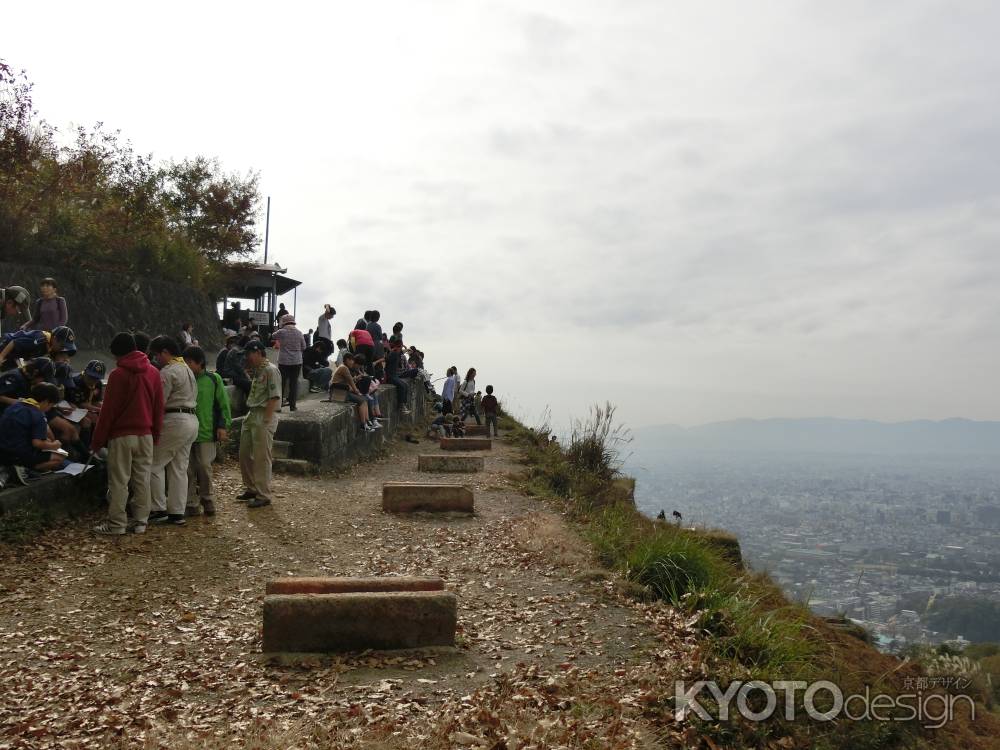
[148,510,169,522]
[247,497,271,508]
[93,520,125,536]
[202,500,217,516]
[235,490,256,501]
[126,519,147,534]
[185,505,203,517]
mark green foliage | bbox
[0,61,260,289]
[926,596,1000,643]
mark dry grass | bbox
[510,510,594,569]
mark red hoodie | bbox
[91,351,164,450]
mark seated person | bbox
[0,325,76,371]
[0,357,54,410]
[326,352,375,432]
[217,336,251,396]
[451,416,466,438]
[0,383,67,474]
[68,360,106,415]
[302,339,333,393]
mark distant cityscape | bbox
[628,446,1000,652]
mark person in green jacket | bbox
[182,346,231,516]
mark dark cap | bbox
[244,340,267,354]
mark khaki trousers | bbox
[239,411,277,501]
[151,413,199,515]
[107,434,153,531]
[187,441,217,507]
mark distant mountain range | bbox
[631,418,1000,456]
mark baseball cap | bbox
[244,340,267,354]
[28,357,54,380]
[3,286,30,314]
[84,359,107,379]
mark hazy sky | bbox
[6,1,999,428]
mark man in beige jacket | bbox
[147,335,199,526]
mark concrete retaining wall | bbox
[227,377,428,471]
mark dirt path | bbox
[0,436,696,749]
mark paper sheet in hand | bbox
[56,401,88,423]
[57,462,91,476]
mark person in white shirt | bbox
[459,368,480,425]
[316,304,335,343]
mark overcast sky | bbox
[6,1,999,429]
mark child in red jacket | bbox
[91,333,164,536]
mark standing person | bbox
[276,303,288,323]
[147,335,199,526]
[304,328,313,348]
[1,286,31,331]
[183,346,231,517]
[179,322,198,348]
[460,368,481,424]
[91,332,164,536]
[316,304,336,344]
[385,340,412,416]
[271,314,306,412]
[390,321,403,345]
[238,340,281,508]
[482,385,500,437]
[440,366,457,415]
[22,278,68,332]
[349,318,375,375]
[366,310,384,365]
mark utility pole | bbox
[263,196,271,264]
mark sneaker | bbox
[185,505,203,517]
[364,423,377,433]
[94,520,125,536]
[148,510,169,522]
[202,500,217,516]
[371,421,383,430]
[401,407,412,416]
[127,519,147,535]
[289,406,297,412]
[235,490,256,501]
[308,386,322,393]
[13,465,30,485]
[164,514,186,526]
[247,497,272,508]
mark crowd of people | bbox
[0,282,501,536]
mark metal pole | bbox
[263,196,271,264]
[293,287,297,318]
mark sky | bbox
[5,1,1000,429]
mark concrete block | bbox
[273,458,316,475]
[263,591,457,652]
[463,424,488,436]
[417,454,484,473]
[382,482,474,513]
[440,438,492,451]
[273,440,292,459]
[266,576,445,595]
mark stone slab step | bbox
[417,454,484,473]
[462,424,489,436]
[263,591,457,652]
[382,482,474,513]
[267,577,445,595]
[273,440,292,459]
[273,458,316,475]
[440,437,491,451]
